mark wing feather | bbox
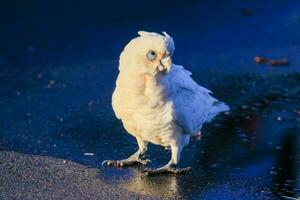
[166,64,229,135]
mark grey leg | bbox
[142,144,191,176]
[102,137,150,167]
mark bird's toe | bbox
[139,159,151,165]
[101,160,109,166]
[101,160,124,167]
[141,168,151,177]
[168,166,192,174]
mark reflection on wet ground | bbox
[1,59,299,200]
[96,73,300,199]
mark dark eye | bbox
[147,50,157,61]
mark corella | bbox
[102,31,229,175]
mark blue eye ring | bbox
[147,50,157,61]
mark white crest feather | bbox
[162,31,171,38]
[162,31,175,55]
[138,31,160,37]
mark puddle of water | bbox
[97,73,300,199]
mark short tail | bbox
[206,101,230,122]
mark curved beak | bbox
[158,56,172,73]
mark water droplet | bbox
[224,111,231,115]
[268,142,273,146]
[275,146,282,150]
[47,80,55,88]
[270,170,277,175]
[241,105,248,109]
[210,164,218,168]
[84,153,94,156]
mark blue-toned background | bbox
[0,0,299,199]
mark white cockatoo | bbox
[102,31,229,175]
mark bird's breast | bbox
[112,73,179,146]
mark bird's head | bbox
[119,31,175,76]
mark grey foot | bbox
[142,166,191,176]
[102,158,151,167]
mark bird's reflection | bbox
[98,162,211,198]
[98,98,300,198]
[121,173,180,197]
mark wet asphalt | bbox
[0,0,300,199]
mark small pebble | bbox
[224,111,231,115]
[84,153,95,156]
[47,80,55,88]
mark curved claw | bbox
[169,167,192,174]
[139,159,151,165]
[103,160,125,167]
[101,160,110,166]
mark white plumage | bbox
[103,31,229,175]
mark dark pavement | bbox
[0,0,300,199]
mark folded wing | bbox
[166,64,229,135]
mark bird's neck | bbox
[117,71,165,96]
